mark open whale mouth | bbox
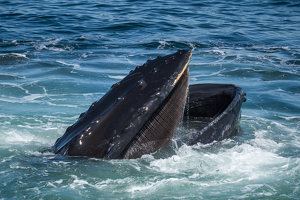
[53,50,192,159]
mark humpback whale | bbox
[53,50,191,159]
[53,50,246,159]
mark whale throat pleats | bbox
[122,68,189,159]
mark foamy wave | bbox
[2,130,38,144]
[0,53,28,59]
[191,68,226,78]
[11,53,28,58]
[207,49,226,55]
[56,61,81,69]
[279,115,300,121]
[146,138,289,185]
[69,175,134,191]
[0,93,45,103]
[0,73,26,79]
[108,75,126,80]
[249,45,291,51]
[0,82,29,93]
[127,177,184,193]
[188,43,196,51]
[157,40,170,50]
[35,44,73,52]
[120,55,138,65]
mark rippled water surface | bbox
[1,0,300,199]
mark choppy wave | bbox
[0,111,299,198]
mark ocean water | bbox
[1,0,300,199]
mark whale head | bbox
[53,50,191,159]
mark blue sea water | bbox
[0,0,300,199]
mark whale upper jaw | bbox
[53,50,192,159]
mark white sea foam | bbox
[0,155,14,165]
[82,92,105,97]
[70,177,89,189]
[46,180,62,188]
[45,101,78,108]
[157,40,170,50]
[0,53,28,59]
[188,43,196,51]
[127,177,184,193]
[108,75,126,80]
[0,72,26,79]
[120,55,138,65]
[146,134,289,186]
[56,60,81,69]
[48,47,65,51]
[209,49,226,55]
[36,45,66,51]
[191,68,226,78]
[35,44,46,50]
[10,53,28,59]
[127,183,154,193]
[2,130,37,144]
[35,38,70,52]
[0,93,45,103]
